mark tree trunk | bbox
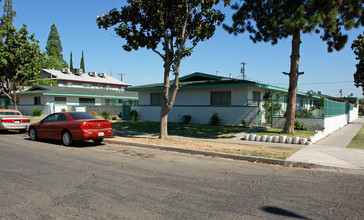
[283,29,302,134]
[12,93,17,110]
[160,61,171,139]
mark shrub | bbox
[89,111,97,116]
[296,109,313,117]
[33,107,42,116]
[118,111,122,119]
[182,115,192,124]
[111,116,117,120]
[295,120,308,130]
[241,119,253,128]
[61,108,67,112]
[209,113,221,126]
[101,110,110,120]
[130,110,138,121]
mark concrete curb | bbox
[106,139,339,170]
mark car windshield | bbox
[0,111,21,115]
[68,112,97,120]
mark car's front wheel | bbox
[29,127,38,141]
[62,131,73,146]
[93,138,103,145]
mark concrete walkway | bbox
[286,117,364,169]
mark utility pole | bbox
[240,62,246,80]
[118,73,125,81]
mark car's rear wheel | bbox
[29,127,38,141]
[62,131,73,146]
[93,138,103,145]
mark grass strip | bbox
[254,127,316,139]
[216,147,298,160]
[347,125,364,149]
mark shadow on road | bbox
[261,206,309,219]
[23,137,106,148]
[0,130,26,135]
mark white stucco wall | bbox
[324,114,348,134]
[349,106,359,122]
[137,87,267,107]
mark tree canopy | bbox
[80,50,85,73]
[70,51,73,72]
[352,32,364,95]
[0,0,45,110]
[97,0,230,138]
[224,0,363,133]
[44,23,67,70]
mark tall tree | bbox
[80,50,85,73]
[44,23,67,70]
[0,0,15,34]
[0,1,45,110]
[97,0,230,138]
[224,0,363,133]
[352,32,364,95]
[70,51,73,72]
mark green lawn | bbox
[216,147,299,160]
[347,125,364,149]
[25,115,46,123]
[254,127,316,139]
[111,121,248,138]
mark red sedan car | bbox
[28,112,113,146]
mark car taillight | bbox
[22,119,30,123]
[1,119,13,123]
[105,123,111,128]
[80,122,91,129]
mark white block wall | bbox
[324,115,347,134]
[349,106,359,122]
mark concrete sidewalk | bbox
[286,117,364,169]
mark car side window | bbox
[43,114,57,123]
[57,114,67,122]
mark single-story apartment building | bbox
[126,72,321,125]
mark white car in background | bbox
[0,109,30,133]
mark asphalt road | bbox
[1,131,363,219]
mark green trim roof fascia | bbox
[18,85,138,99]
[18,92,137,99]
[44,93,137,99]
[179,72,226,81]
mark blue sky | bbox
[11,0,364,98]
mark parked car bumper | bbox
[71,128,113,140]
[0,122,30,130]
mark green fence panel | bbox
[324,99,347,117]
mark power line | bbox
[271,80,353,86]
